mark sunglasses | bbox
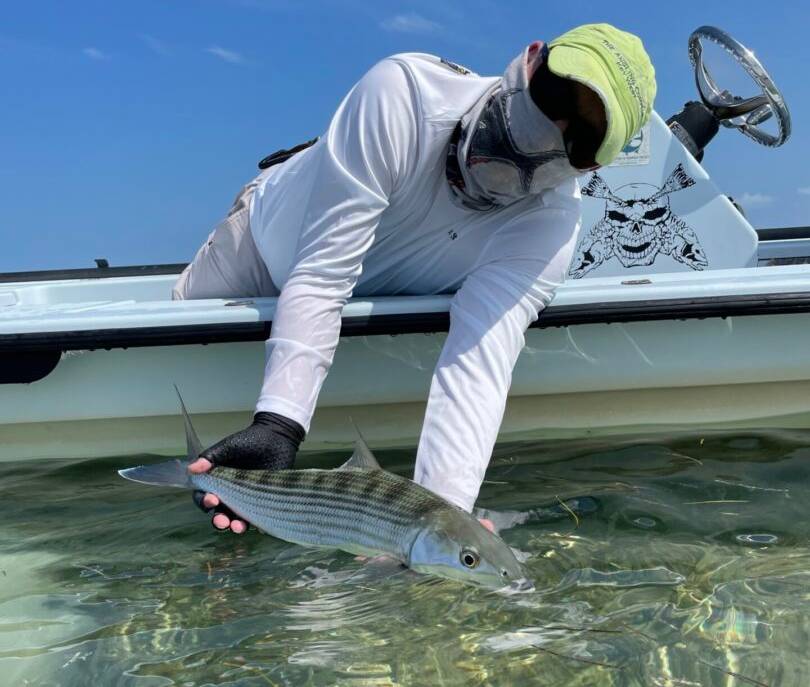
[529,59,606,170]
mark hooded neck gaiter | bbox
[448,45,580,211]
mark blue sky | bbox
[1,0,808,271]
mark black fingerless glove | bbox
[200,412,305,471]
[192,412,305,524]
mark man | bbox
[174,24,656,533]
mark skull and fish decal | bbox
[568,164,708,278]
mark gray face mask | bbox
[452,46,580,210]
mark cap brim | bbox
[547,45,626,166]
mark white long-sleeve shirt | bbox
[249,53,581,511]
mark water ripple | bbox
[2,433,810,685]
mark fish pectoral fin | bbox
[339,419,382,471]
[351,556,408,583]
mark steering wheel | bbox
[688,26,791,147]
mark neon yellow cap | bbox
[549,23,657,166]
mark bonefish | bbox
[119,392,530,589]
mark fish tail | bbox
[118,385,202,489]
[118,459,192,489]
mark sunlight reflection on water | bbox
[2,430,810,685]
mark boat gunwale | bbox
[4,290,810,354]
[0,263,188,284]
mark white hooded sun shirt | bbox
[249,53,581,511]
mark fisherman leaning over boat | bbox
[172,23,657,533]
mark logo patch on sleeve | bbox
[440,58,472,75]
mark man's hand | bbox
[188,411,305,534]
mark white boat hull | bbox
[4,309,810,461]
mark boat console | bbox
[570,26,792,280]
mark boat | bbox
[1,26,806,462]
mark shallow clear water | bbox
[2,431,810,686]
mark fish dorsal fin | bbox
[174,385,203,461]
[339,420,382,470]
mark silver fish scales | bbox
[192,466,445,559]
[119,389,530,589]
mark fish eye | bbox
[500,569,509,578]
[460,549,480,569]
